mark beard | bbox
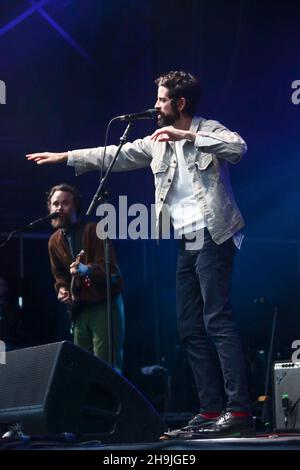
[157,109,180,128]
[51,213,72,229]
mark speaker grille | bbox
[0,342,60,408]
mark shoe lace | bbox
[215,411,231,425]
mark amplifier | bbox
[273,361,300,431]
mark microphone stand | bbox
[262,304,278,430]
[86,122,133,368]
[0,214,57,248]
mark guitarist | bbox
[46,183,124,372]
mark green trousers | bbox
[74,293,124,372]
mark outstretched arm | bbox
[26,152,68,165]
[26,138,153,174]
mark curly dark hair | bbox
[155,70,202,117]
[46,183,83,214]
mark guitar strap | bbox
[64,222,85,260]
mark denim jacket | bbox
[68,116,247,244]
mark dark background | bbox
[1,0,299,412]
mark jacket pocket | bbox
[195,153,213,170]
[150,159,169,174]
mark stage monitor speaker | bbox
[273,361,300,431]
[0,341,165,443]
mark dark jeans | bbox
[176,228,250,413]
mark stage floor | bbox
[1,433,300,450]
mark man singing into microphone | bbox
[46,183,124,372]
[27,71,254,438]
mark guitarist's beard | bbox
[51,213,74,230]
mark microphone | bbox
[27,212,60,228]
[115,108,158,121]
[0,213,61,247]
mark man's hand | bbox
[26,152,68,165]
[70,261,89,277]
[150,126,196,143]
[57,287,71,304]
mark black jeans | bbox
[176,228,250,413]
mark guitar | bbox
[68,250,91,331]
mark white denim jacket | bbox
[68,116,247,244]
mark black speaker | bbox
[0,341,165,443]
[273,361,300,431]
